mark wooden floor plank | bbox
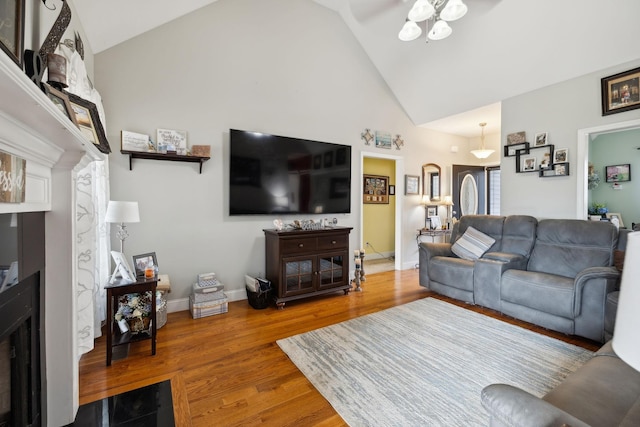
[79,269,599,426]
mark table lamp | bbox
[612,232,640,372]
[441,195,454,229]
[105,201,140,253]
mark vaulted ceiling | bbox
[72,0,640,137]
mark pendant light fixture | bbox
[470,122,495,159]
[398,0,468,42]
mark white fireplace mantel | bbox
[0,52,107,426]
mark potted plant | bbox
[588,202,608,219]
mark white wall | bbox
[501,59,640,218]
[95,0,475,304]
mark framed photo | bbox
[363,174,388,204]
[43,83,78,127]
[429,215,442,230]
[110,251,136,283]
[121,130,153,152]
[507,131,526,145]
[0,0,25,67]
[157,128,187,153]
[132,252,158,277]
[606,213,624,228]
[522,156,536,171]
[374,131,392,149]
[601,66,640,116]
[605,164,630,182]
[405,175,420,195]
[534,132,548,146]
[66,91,111,154]
[553,163,568,176]
[553,148,568,163]
[426,205,438,217]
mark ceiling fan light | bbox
[427,20,452,40]
[408,0,435,22]
[398,20,422,41]
[440,0,468,21]
[470,149,495,159]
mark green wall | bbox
[363,158,395,258]
[589,128,640,228]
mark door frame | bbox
[576,118,640,219]
[360,151,404,271]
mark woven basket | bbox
[157,304,167,328]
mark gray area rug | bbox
[277,297,593,426]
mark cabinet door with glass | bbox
[282,255,316,297]
[316,252,347,291]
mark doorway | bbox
[360,152,403,272]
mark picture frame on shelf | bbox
[405,175,420,195]
[522,156,536,171]
[0,0,25,67]
[121,130,153,152]
[534,132,548,146]
[110,251,136,283]
[553,148,568,163]
[507,131,526,145]
[66,91,111,154]
[43,83,78,127]
[554,163,568,176]
[606,213,624,228]
[605,164,630,182]
[363,174,389,204]
[601,66,640,116]
[157,128,187,153]
[132,252,158,277]
[429,215,442,230]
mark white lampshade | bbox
[399,20,422,41]
[408,0,435,22]
[471,149,495,159]
[440,0,468,21]
[442,195,454,206]
[398,21,422,42]
[105,201,140,224]
[612,232,640,372]
[428,20,452,40]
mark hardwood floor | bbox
[78,269,600,426]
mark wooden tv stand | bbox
[264,227,353,309]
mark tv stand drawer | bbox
[281,237,317,254]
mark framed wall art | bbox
[43,83,78,127]
[363,174,389,204]
[0,0,25,67]
[374,131,392,149]
[534,132,548,146]
[405,175,420,195]
[66,91,111,154]
[553,148,568,163]
[605,164,630,182]
[601,66,640,116]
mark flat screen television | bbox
[229,129,352,215]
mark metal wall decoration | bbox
[0,150,26,203]
[38,0,72,61]
[393,134,404,150]
[361,128,374,145]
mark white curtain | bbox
[76,159,110,355]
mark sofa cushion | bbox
[429,256,475,291]
[451,215,504,252]
[501,269,575,318]
[451,226,496,260]
[527,219,618,279]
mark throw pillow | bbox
[451,226,496,261]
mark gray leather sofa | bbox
[419,215,621,342]
[481,341,640,427]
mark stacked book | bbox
[190,272,228,319]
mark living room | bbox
[1,0,640,425]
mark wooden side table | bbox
[105,277,157,366]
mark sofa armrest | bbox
[418,242,453,289]
[473,254,527,311]
[573,266,620,316]
[483,252,528,269]
[481,384,590,427]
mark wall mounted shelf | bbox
[515,144,554,173]
[504,141,530,157]
[121,150,210,174]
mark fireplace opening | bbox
[0,273,41,427]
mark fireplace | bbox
[0,213,44,426]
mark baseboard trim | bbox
[166,288,247,313]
